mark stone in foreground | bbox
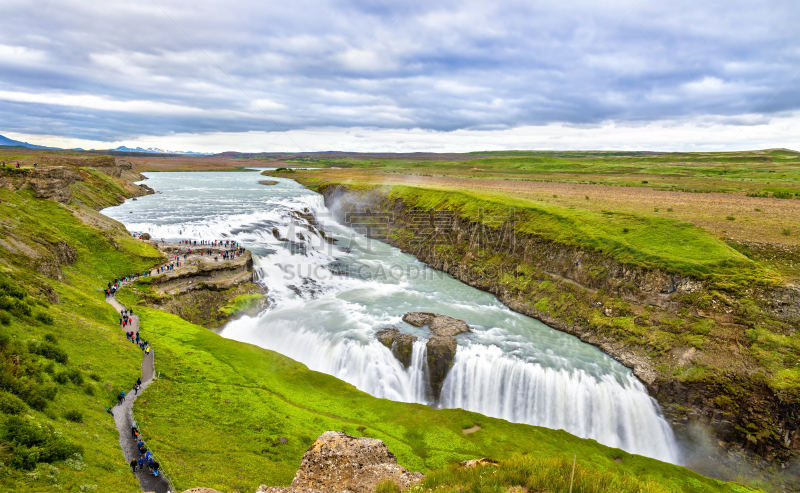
[257,431,424,493]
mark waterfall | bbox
[103,171,681,464]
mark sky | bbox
[1,0,798,153]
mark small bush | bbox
[0,310,11,325]
[782,228,791,236]
[667,208,673,212]
[641,180,649,184]
[552,194,558,198]
[83,384,95,396]
[585,195,589,200]
[54,372,69,385]
[376,480,401,493]
[35,311,54,325]
[3,416,82,469]
[622,228,630,233]
[726,216,736,221]
[0,390,27,414]
[88,372,101,381]
[44,334,57,343]
[654,207,659,212]
[64,410,84,423]
[754,208,761,212]
[29,341,68,364]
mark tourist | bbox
[152,460,160,476]
[130,458,137,473]
[106,408,114,417]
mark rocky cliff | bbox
[316,183,800,468]
[130,242,267,327]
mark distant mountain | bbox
[110,146,212,156]
[0,134,60,150]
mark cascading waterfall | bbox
[102,170,680,464]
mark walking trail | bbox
[106,294,172,493]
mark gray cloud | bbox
[0,0,798,146]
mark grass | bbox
[381,185,758,281]
[217,293,265,317]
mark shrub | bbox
[782,228,791,236]
[667,208,673,212]
[54,372,69,385]
[2,416,81,469]
[44,334,57,343]
[64,410,83,423]
[0,390,27,415]
[641,180,649,184]
[29,341,68,364]
[726,216,736,221]
[66,368,83,385]
[34,311,54,325]
[654,207,659,212]
[0,310,10,325]
[83,383,95,396]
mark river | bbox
[102,170,680,463]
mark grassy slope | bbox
[0,183,162,491]
[112,297,758,493]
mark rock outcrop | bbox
[402,312,470,336]
[376,328,417,368]
[401,312,470,400]
[257,431,424,493]
[27,167,80,203]
[425,335,458,399]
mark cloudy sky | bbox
[1,0,798,152]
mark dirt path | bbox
[105,294,170,493]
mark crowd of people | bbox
[130,432,160,477]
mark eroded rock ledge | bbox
[131,241,267,327]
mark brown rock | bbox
[459,458,498,468]
[429,315,470,336]
[27,167,80,203]
[141,233,151,240]
[402,312,470,336]
[402,312,435,327]
[376,328,418,368]
[426,335,458,400]
[289,431,424,493]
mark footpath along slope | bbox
[106,293,171,493]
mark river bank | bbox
[300,180,799,484]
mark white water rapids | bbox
[102,170,680,463]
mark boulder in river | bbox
[257,431,424,493]
[426,335,458,400]
[402,312,470,336]
[376,328,418,368]
[401,312,471,401]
